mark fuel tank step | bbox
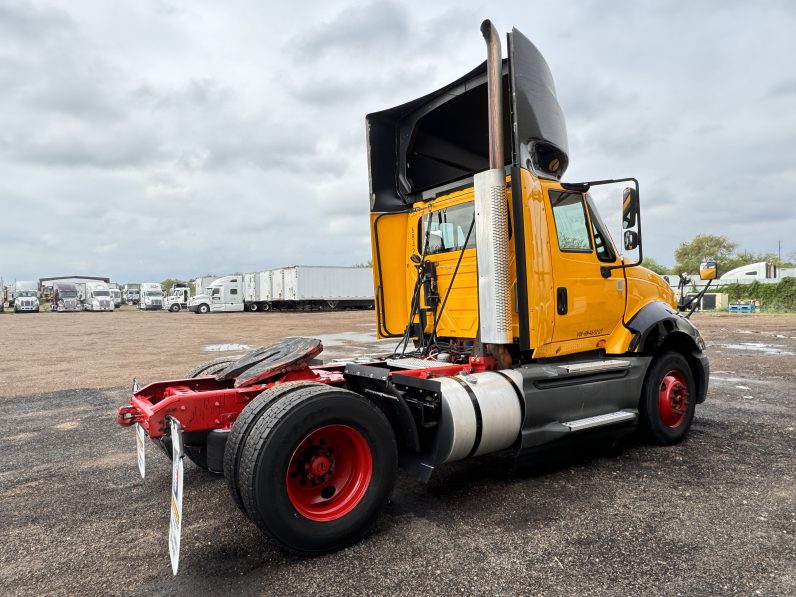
[562,410,636,432]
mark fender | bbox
[625,301,709,403]
[342,364,422,455]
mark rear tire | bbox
[248,303,258,312]
[224,381,322,515]
[184,357,237,379]
[238,385,397,554]
[639,351,696,445]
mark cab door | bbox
[546,189,624,344]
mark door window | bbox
[549,191,592,252]
[420,202,476,255]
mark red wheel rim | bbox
[285,424,373,522]
[658,369,690,428]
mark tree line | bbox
[643,234,794,276]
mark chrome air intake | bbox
[475,20,512,345]
[431,370,524,464]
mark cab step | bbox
[559,359,630,374]
[563,410,636,432]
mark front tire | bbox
[238,385,397,554]
[197,303,210,314]
[170,304,180,312]
[639,351,696,445]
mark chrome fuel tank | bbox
[431,370,524,464]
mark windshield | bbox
[110,290,120,296]
[60,290,78,298]
[93,290,110,297]
[18,290,37,297]
[145,291,162,297]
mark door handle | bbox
[556,287,568,315]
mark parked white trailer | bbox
[13,281,40,313]
[188,267,374,313]
[193,276,221,297]
[274,266,373,309]
[139,283,163,310]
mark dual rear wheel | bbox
[226,384,397,554]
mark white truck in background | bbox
[123,284,140,305]
[188,267,374,314]
[188,275,241,313]
[164,286,190,312]
[82,281,114,311]
[108,283,122,308]
[139,283,163,310]
[13,281,40,313]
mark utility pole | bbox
[778,240,782,264]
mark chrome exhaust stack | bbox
[474,20,513,349]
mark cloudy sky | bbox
[1,0,794,282]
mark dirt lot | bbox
[0,309,395,395]
[0,311,794,596]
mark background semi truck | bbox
[188,266,374,313]
[13,281,39,313]
[82,281,114,311]
[51,283,81,312]
[139,283,163,310]
[164,286,191,312]
[119,21,712,565]
[123,284,140,305]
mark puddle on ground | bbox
[203,343,256,352]
[709,375,767,385]
[720,343,795,356]
[316,331,395,348]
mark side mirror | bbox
[622,187,638,229]
[623,230,639,251]
[699,260,717,280]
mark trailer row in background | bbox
[0,266,374,314]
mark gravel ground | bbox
[0,312,794,596]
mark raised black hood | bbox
[366,27,569,213]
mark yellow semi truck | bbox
[119,20,711,564]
